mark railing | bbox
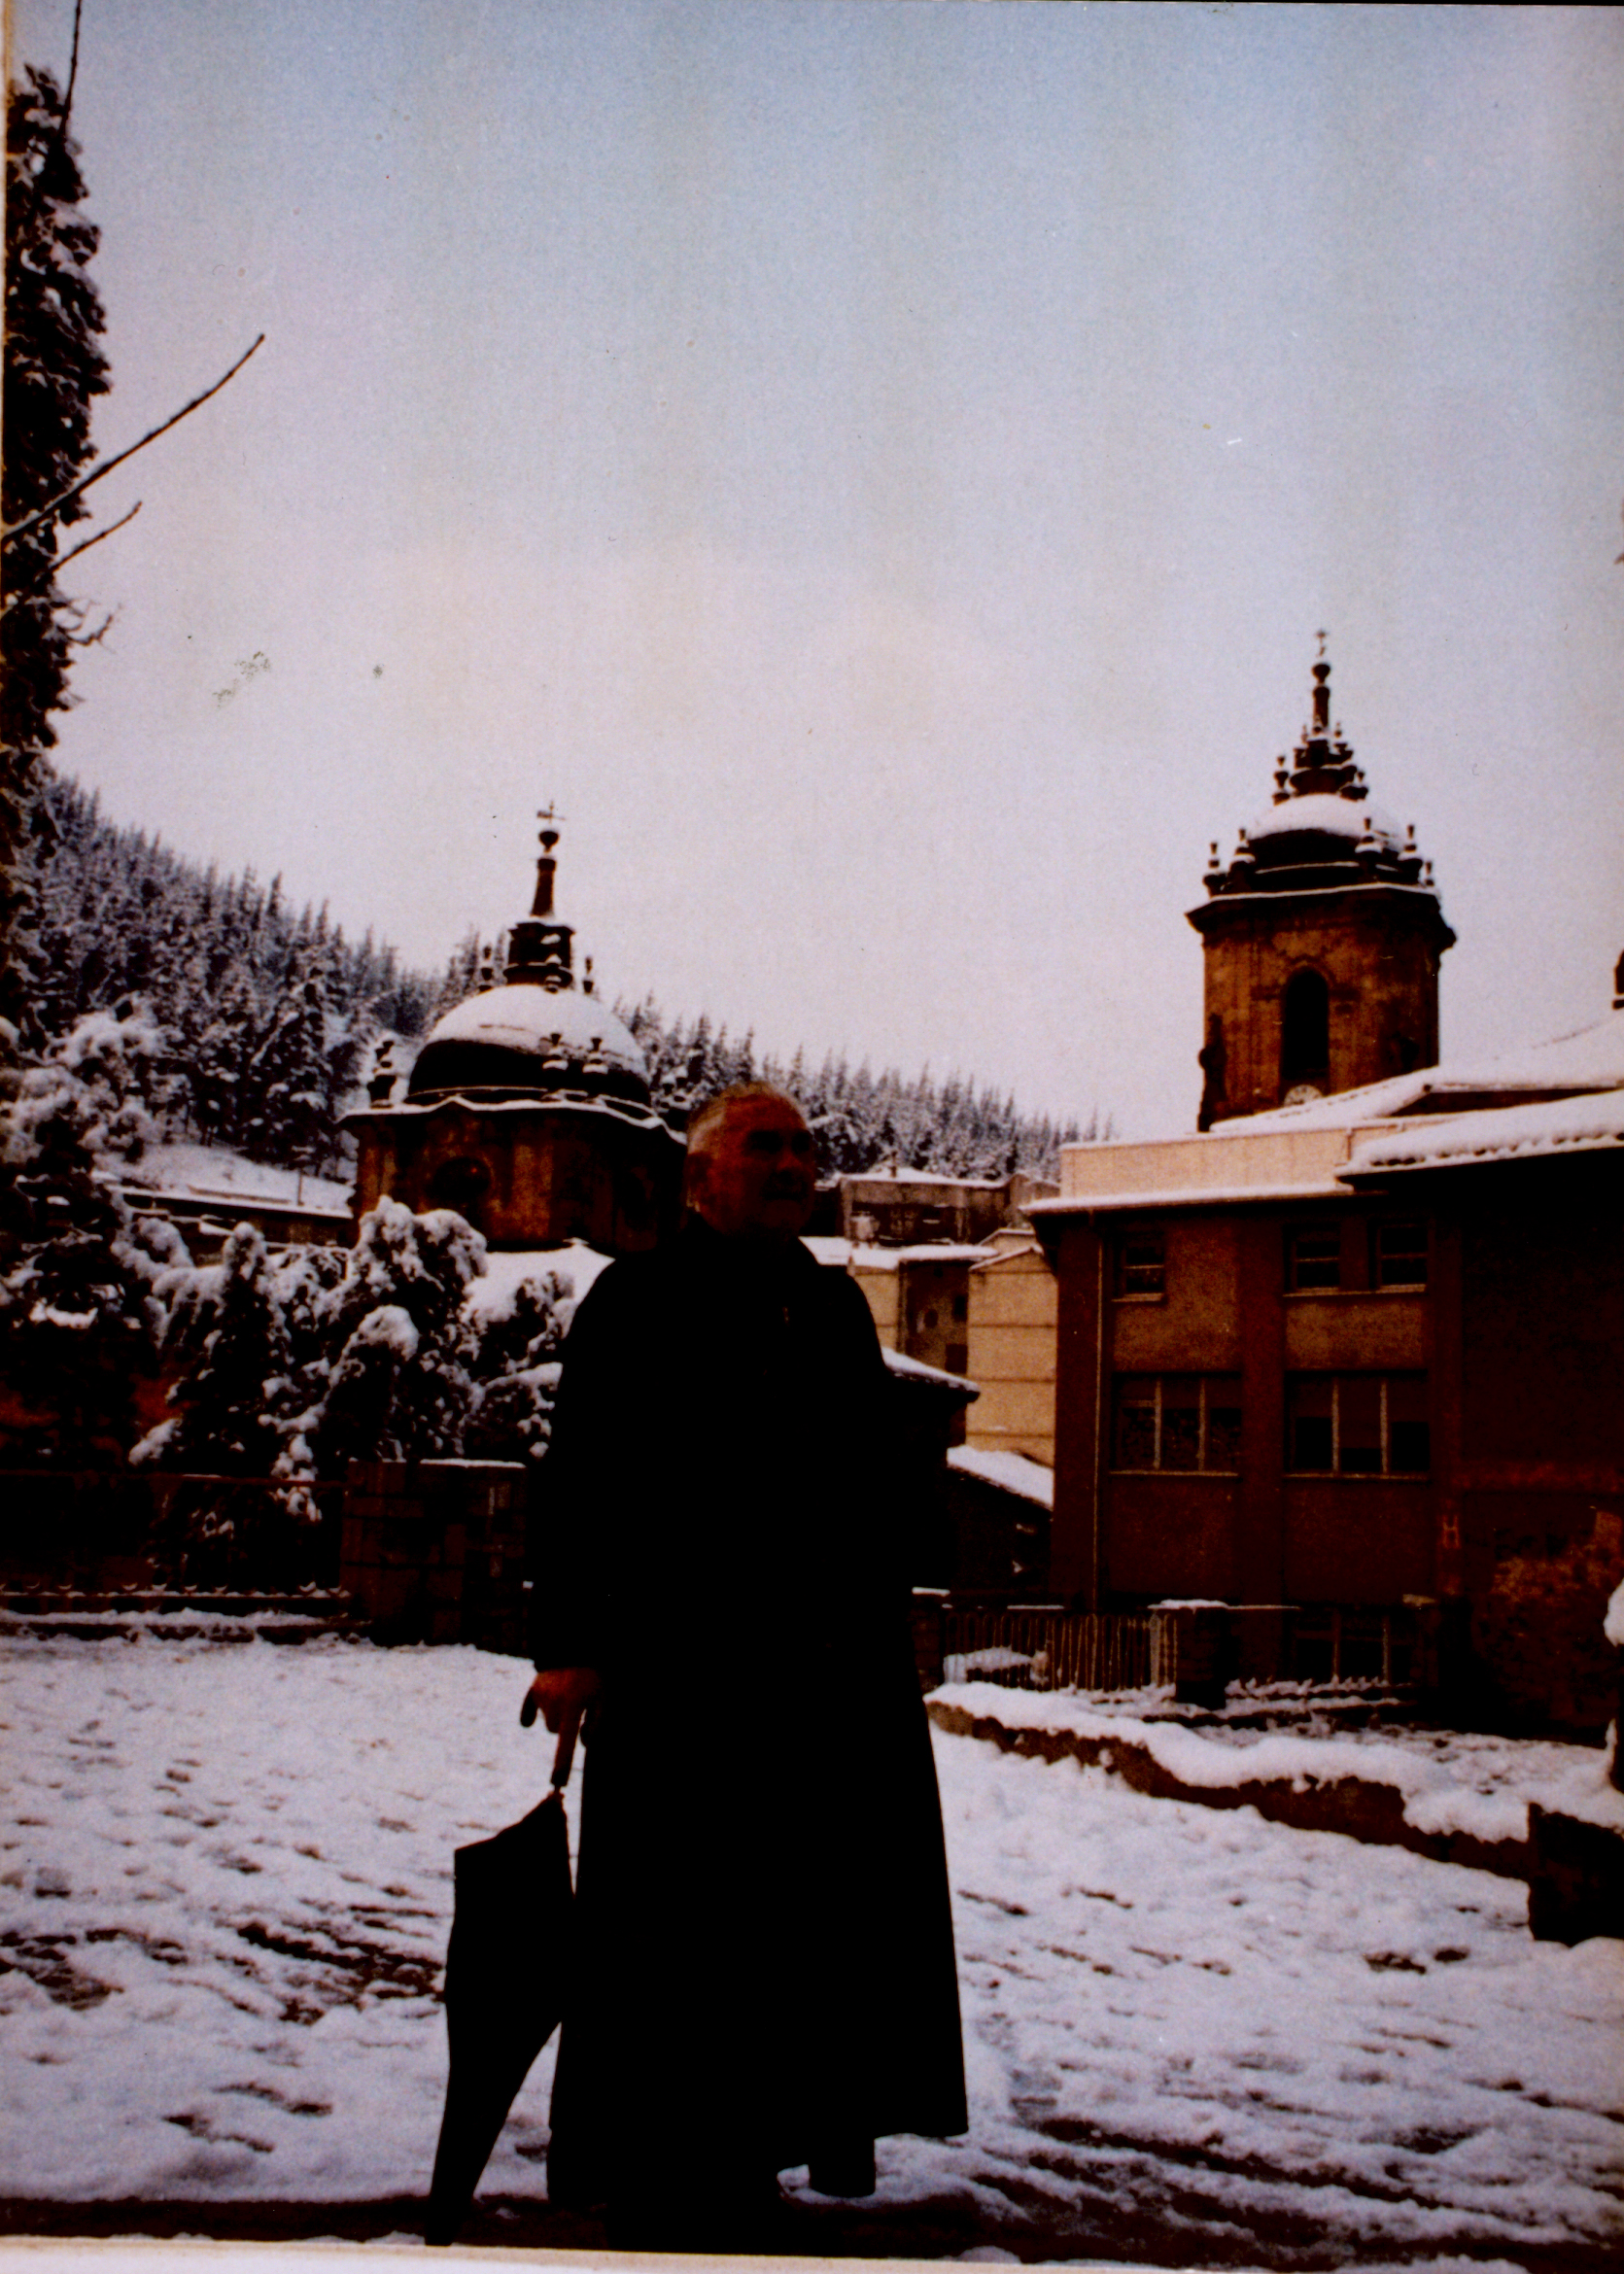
[0,1470,346,1597]
[919,1595,1430,1700]
[938,1603,1155,1694]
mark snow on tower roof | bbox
[1246,793,1403,847]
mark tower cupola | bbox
[1188,643,1455,1126]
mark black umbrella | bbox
[425,1717,578,2247]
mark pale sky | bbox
[13,1,1624,1136]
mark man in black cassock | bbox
[523,1083,966,2250]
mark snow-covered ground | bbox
[2,1638,1621,2267]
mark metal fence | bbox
[939,1603,1156,1694]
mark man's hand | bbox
[520,1665,603,1734]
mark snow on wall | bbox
[931,1681,1624,1847]
[1607,1578,1624,1651]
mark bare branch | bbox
[0,503,143,614]
[58,0,86,142]
[1,334,265,549]
[17,0,87,239]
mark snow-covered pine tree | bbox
[0,1009,187,1464]
[284,1198,486,1477]
[28,773,439,1163]
[2,54,111,1049]
[135,1221,292,1477]
[463,1270,568,1465]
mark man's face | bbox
[689,1098,817,1238]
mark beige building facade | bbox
[963,1241,1056,1467]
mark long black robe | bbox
[530,1218,966,2204]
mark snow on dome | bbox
[1247,794,1403,848]
[422,984,645,1075]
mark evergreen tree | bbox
[463,1272,568,1465]
[135,1222,292,1476]
[285,1198,486,1476]
[2,53,111,1048]
[27,773,438,1166]
[0,1010,186,1465]
[616,994,1091,1180]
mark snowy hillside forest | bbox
[27,773,1091,1179]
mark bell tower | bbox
[1188,641,1455,1127]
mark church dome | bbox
[1246,791,1403,853]
[405,817,652,1106]
[409,983,648,1101]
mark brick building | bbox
[344,822,683,1256]
[1026,648,1623,1720]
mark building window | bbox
[1286,1373,1430,1475]
[950,1293,968,1323]
[1282,968,1330,1090]
[1115,1232,1165,1299]
[427,1154,492,1225]
[1287,1223,1343,1292]
[1372,1221,1429,1290]
[1112,1374,1242,1472]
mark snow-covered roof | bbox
[948,1445,1054,1507]
[422,983,645,1074]
[1246,793,1402,848]
[1227,1072,1448,1134]
[970,1237,1044,1271]
[1436,1007,1624,1095]
[1219,1008,1624,1140]
[1346,1087,1624,1178]
[882,1345,979,1395]
[843,1166,1007,1189]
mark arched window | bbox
[1281,969,1330,1090]
[427,1154,492,1229]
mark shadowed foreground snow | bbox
[1,1637,1620,2267]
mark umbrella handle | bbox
[550,1712,580,1792]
